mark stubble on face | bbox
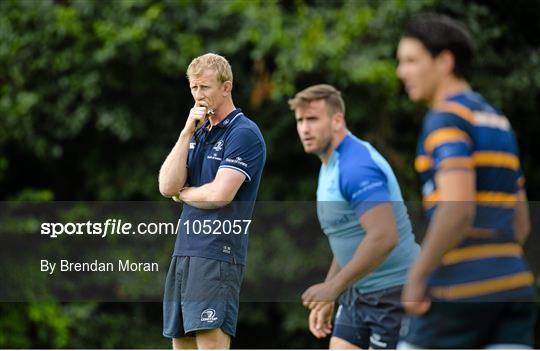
[295,100,334,157]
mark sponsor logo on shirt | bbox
[225,157,248,167]
[351,180,384,200]
[207,155,222,161]
[189,142,196,149]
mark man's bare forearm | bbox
[177,183,226,209]
[324,257,341,282]
[158,132,192,196]
[514,190,531,245]
[330,231,396,293]
[177,168,246,209]
[409,202,474,281]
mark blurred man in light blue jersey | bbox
[290,84,420,349]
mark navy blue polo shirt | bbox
[173,108,266,265]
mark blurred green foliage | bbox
[1,0,539,348]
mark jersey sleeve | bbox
[340,160,391,218]
[219,127,265,182]
[423,111,474,173]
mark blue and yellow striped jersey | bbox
[415,91,534,302]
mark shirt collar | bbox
[205,108,243,130]
[334,132,351,154]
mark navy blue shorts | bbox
[400,301,536,348]
[333,285,405,349]
[162,256,244,338]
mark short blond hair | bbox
[288,84,345,116]
[186,53,233,83]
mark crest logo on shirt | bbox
[213,140,224,152]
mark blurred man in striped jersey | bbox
[396,13,535,349]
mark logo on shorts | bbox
[370,333,387,348]
[201,308,218,323]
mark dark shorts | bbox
[400,301,536,348]
[162,256,244,338]
[333,285,405,349]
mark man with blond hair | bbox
[159,53,266,349]
[291,84,419,349]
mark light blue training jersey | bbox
[317,133,420,293]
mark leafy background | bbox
[1,0,539,348]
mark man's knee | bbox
[196,328,231,349]
[172,336,197,349]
